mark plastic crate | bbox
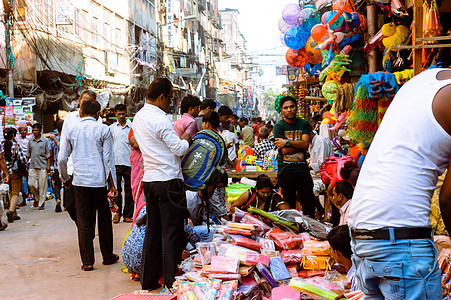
[111,295,177,300]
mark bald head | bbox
[259,126,269,139]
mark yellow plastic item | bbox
[301,240,332,256]
[229,222,255,231]
[301,256,334,271]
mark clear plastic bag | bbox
[259,238,276,250]
[197,242,217,265]
[242,213,271,236]
[232,237,262,251]
[266,228,303,250]
[269,256,291,281]
[281,249,304,264]
[301,240,332,256]
[180,257,196,273]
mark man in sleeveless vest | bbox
[348,68,451,299]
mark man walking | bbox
[27,123,51,210]
[133,78,192,289]
[109,104,133,223]
[59,90,100,223]
[348,68,451,299]
[274,96,315,217]
[59,99,118,271]
[239,117,254,147]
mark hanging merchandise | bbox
[321,81,341,104]
[284,26,310,50]
[423,0,442,40]
[347,84,378,143]
[380,22,410,71]
[296,85,310,119]
[274,94,284,113]
[334,82,356,114]
[286,48,309,69]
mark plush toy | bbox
[381,22,410,71]
[238,145,253,160]
[320,110,338,124]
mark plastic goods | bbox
[269,256,292,281]
[257,263,279,288]
[196,242,216,265]
[301,256,334,271]
[266,228,304,250]
[245,252,270,266]
[301,240,332,256]
[232,237,262,251]
[282,249,304,264]
[289,279,339,300]
[210,256,239,274]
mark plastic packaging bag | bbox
[224,227,253,236]
[242,213,272,235]
[210,256,239,274]
[269,256,291,281]
[223,245,257,263]
[259,238,276,250]
[197,242,217,265]
[301,256,334,271]
[289,278,338,300]
[245,252,270,266]
[232,237,262,251]
[180,257,196,273]
[266,228,303,250]
[256,263,279,288]
[301,240,332,256]
[286,265,298,278]
[281,249,304,264]
[293,213,332,240]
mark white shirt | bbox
[348,68,451,229]
[339,199,351,225]
[60,110,102,175]
[15,134,32,153]
[132,103,189,182]
[59,117,116,188]
[309,134,334,173]
[109,120,132,167]
[222,130,238,161]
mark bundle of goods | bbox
[174,208,356,300]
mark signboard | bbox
[276,66,288,76]
[56,0,74,25]
[287,66,297,82]
[176,67,197,76]
[167,0,173,47]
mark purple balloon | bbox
[282,3,302,25]
[280,32,287,47]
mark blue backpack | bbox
[181,129,228,191]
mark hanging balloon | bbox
[284,26,309,50]
[356,12,367,29]
[286,48,308,69]
[301,7,320,32]
[280,32,288,47]
[282,3,302,25]
[278,18,289,31]
[311,24,329,42]
[305,37,323,65]
[321,81,341,104]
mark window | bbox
[115,28,122,46]
[81,10,89,42]
[92,16,99,44]
[103,9,112,47]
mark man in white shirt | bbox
[132,78,192,290]
[59,90,101,223]
[109,103,133,223]
[222,127,238,169]
[59,99,118,271]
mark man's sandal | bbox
[81,265,94,271]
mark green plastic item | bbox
[247,207,299,233]
[289,279,338,300]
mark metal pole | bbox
[367,1,377,73]
[4,0,14,97]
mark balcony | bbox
[198,0,206,12]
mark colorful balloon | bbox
[311,24,329,42]
[284,26,309,50]
[305,37,323,65]
[321,80,341,104]
[278,17,288,31]
[286,48,308,69]
[301,7,320,32]
[324,11,344,30]
[282,3,302,25]
[332,0,354,13]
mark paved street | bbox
[0,198,140,300]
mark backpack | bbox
[181,129,228,191]
[320,155,354,185]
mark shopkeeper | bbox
[230,174,289,213]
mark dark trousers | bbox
[63,177,77,224]
[116,165,133,219]
[140,179,188,289]
[52,170,62,201]
[278,171,316,218]
[74,185,114,266]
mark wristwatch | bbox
[285,139,290,147]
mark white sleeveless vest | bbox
[348,68,451,229]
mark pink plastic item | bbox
[244,252,270,266]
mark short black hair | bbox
[327,225,352,260]
[200,98,216,111]
[256,174,273,190]
[334,180,354,200]
[340,161,360,187]
[180,94,202,114]
[232,114,239,120]
[114,103,126,112]
[279,96,297,108]
[251,117,257,123]
[80,90,97,100]
[240,117,248,125]
[259,127,270,139]
[56,119,64,132]
[81,99,101,116]
[203,111,220,129]
[32,123,42,131]
[256,117,262,123]
[147,77,172,101]
[218,105,233,116]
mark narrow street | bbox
[0,198,140,300]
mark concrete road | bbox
[0,199,141,300]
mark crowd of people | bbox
[2,70,451,299]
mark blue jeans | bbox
[193,225,214,242]
[351,232,441,300]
